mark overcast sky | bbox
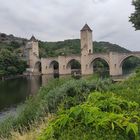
[0,0,140,51]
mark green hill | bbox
[0,33,27,49]
[0,33,130,57]
[39,39,130,57]
[93,41,130,53]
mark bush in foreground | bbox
[38,92,140,140]
[0,77,111,138]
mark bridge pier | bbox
[81,56,93,75]
[109,52,122,76]
[41,58,58,75]
[58,56,72,75]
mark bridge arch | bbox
[119,55,140,67]
[48,60,59,76]
[66,59,81,74]
[89,57,109,68]
[66,59,81,69]
[49,60,59,69]
[33,61,41,74]
[89,57,110,77]
[119,55,140,75]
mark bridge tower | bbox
[81,24,93,55]
[25,36,40,73]
[81,24,93,75]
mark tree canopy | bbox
[0,49,27,78]
[130,0,140,30]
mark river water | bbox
[0,75,55,118]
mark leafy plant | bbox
[38,92,140,140]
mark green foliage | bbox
[38,71,140,140]
[10,41,21,48]
[39,39,81,57]
[39,40,130,57]
[109,69,140,104]
[0,76,112,138]
[38,92,140,140]
[87,92,138,113]
[0,78,68,138]
[122,57,140,75]
[94,41,130,53]
[40,79,96,113]
[69,59,81,69]
[130,0,140,30]
[0,116,15,138]
[93,59,109,77]
[0,49,27,78]
[2,70,140,139]
[95,78,112,92]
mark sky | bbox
[0,0,140,51]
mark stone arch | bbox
[33,61,41,74]
[119,55,140,67]
[49,60,59,69]
[119,55,140,75]
[66,59,81,69]
[66,59,81,74]
[89,57,110,68]
[49,60,59,75]
[90,57,110,77]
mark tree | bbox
[0,49,27,78]
[10,41,20,48]
[130,0,140,30]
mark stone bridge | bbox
[41,55,81,75]
[25,24,140,76]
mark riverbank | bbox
[0,75,105,138]
[0,75,25,81]
[1,71,140,139]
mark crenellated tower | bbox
[81,24,93,75]
[80,24,93,56]
[25,36,39,70]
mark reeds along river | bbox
[0,75,55,118]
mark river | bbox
[0,75,55,118]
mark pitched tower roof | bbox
[30,35,37,42]
[81,24,92,32]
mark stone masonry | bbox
[25,24,140,76]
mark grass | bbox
[10,116,52,140]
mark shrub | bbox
[0,77,105,138]
[38,92,140,140]
[109,69,140,104]
[40,79,96,113]
[0,78,71,138]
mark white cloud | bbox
[0,0,140,51]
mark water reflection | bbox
[0,75,55,113]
